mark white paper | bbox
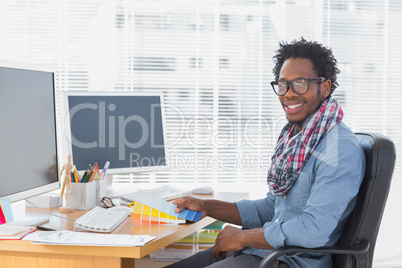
[23,230,155,247]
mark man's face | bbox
[278,58,330,130]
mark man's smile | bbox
[284,102,304,114]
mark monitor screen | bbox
[64,92,167,174]
[0,64,59,203]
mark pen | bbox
[95,162,99,173]
[102,161,110,179]
[36,226,56,231]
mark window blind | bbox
[0,0,401,188]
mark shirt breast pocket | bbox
[286,171,313,206]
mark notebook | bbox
[0,224,37,240]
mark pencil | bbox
[80,170,88,183]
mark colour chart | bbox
[131,190,203,225]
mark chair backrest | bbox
[333,132,396,268]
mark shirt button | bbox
[275,219,279,223]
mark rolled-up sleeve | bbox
[264,221,287,248]
[235,193,275,229]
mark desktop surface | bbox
[0,192,248,268]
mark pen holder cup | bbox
[66,181,97,210]
[95,179,107,204]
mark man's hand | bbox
[213,226,275,259]
[174,197,244,229]
[213,225,245,259]
[174,196,207,219]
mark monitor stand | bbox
[9,200,51,227]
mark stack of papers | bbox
[23,230,155,247]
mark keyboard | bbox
[120,185,191,203]
[74,206,130,232]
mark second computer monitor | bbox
[0,63,59,203]
[64,92,167,174]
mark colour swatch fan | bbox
[131,190,202,225]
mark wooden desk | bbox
[0,192,248,268]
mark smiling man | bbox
[164,38,366,268]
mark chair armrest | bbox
[258,241,370,268]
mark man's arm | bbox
[175,197,275,258]
[174,197,242,225]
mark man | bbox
[165,38,365,268]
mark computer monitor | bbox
[0,63,59,203]
[63,91,168,175]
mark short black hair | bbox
[272,37,340,97]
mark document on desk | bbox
[22,230,155,247]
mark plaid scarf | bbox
[267,97,343,196]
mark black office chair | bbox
[259,132,396,268]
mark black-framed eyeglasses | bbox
[271,77,326,96]
[100,197,116,208]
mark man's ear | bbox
[321,79,331,98]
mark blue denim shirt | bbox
[235,122,365,268]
